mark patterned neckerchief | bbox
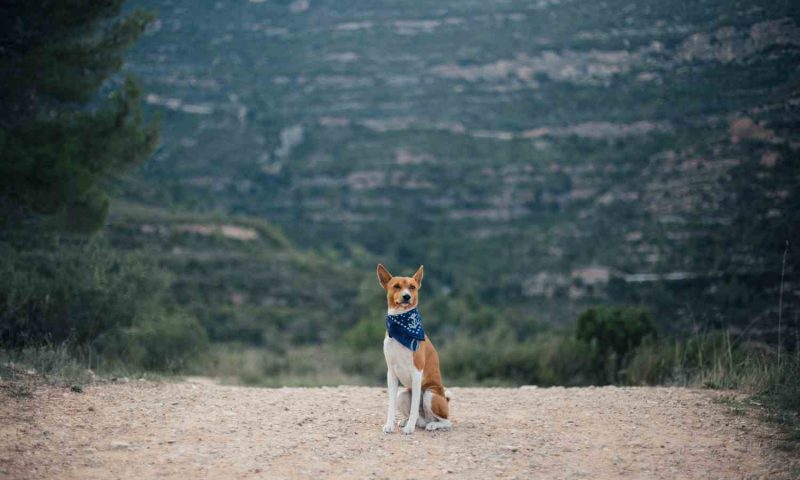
[386,307,426,351]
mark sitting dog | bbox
[377,264,451,434]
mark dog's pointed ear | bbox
[377,264,393,289]
[413,265,424,286]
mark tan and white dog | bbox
[377,264,451,434]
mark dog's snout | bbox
[402,293,411,301]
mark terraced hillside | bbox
[104,203,359,348]
[121,0,800,330]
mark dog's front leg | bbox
[383,369,399,433]
[402,370,422,434]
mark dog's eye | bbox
[393,285,401,289]
[409,285,416,290]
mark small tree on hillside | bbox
[576,306,656,383]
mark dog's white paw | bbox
[401,423,416,435]
[383,422,396,433]
[425,420,452,431]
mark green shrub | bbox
[436,329,599,386]
[206,344,364,387]
[625,330,758,387]
[529,333,599,386]
[94,313,209,372]
[576,306,655,383]
[576,306,655,358]
[337,317,386,382]
[341,316,385,351]
[0,240,167,346]
[439,331,521,384]
[768,357,800,412]
[0,239,209,373]
[0,343,93,386]
[623,338,679,385]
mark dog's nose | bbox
[402,293,411,302]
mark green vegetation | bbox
[336,303,800,445]
[1,0,797,450]
[576,306,656,383]
[0,0,158,233]
[629,336,800,446]
[0,239,208,372]
[0,0,197,374]
[118,0,799,337]
[104,204,359,348]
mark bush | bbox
[438,329,596,386]
[0,343,94,386]
[0,239,208,372]
[439,330,525,385]
[623,338,679,385]
[206,344,364,387]
[0,240,167,346]
[529,333,599,386]
[576,306,655,358]
[625,330,752,387]
[576,305,655,383]
[94,313,209,372]
[341,316,385,351]
[338,316,386,382]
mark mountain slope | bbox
[121,0,800,329]
[104,203,360,346]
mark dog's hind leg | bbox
[398,389,427,428]
[422,390,452,431]
[414,390,429,428]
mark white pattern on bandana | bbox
[386,307,426,351]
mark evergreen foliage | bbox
[576,307,656,363]
[0,1,207,372]
[0,0,158,232]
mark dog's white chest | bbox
[383,336,417,387]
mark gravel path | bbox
[0,380,793,479]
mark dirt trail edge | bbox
[0,382,793,479]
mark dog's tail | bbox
[444,389,453,402]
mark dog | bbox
[377,264,451,434]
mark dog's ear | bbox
[377,264,393,289]
[413,265,424,286]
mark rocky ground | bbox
[0,380,795,479]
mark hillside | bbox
[1,381,794,479]
[119,0,800,330]
[104,203,360,348]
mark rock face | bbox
[124,0,800,327]
[676,18,800,63]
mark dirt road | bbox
[0,380,793,479]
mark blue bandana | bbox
[386,307,426,351]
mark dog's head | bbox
[376,264,423,311]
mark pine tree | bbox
[0,0,158,233]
